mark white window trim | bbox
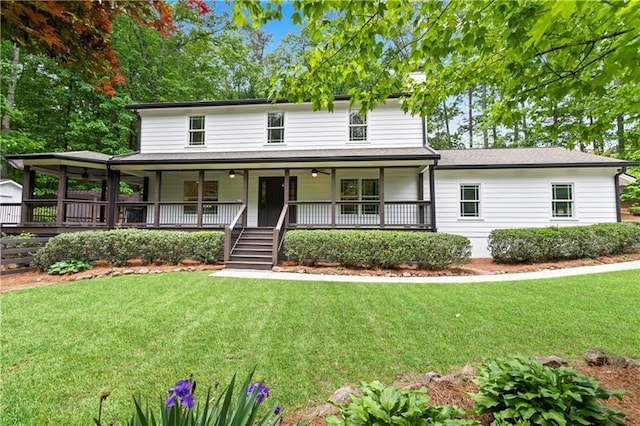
[347,109,369,144]
[458,183,482,220]
[187,115,206,148]
[265,112,286,145]
[550,182,577,220]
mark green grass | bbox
[1,271,639,425]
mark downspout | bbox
[614,166,627,222]
[135,111,142,151]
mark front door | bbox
[258,176,297,227]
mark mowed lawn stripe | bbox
[1,271,638,425]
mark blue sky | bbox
[261,2,298,49]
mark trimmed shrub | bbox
[284,230,470,270]
[629,204,640,216]
[33,229,223,270]
[488,222,640,263]
[472,355,625,425]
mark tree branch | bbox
[534,29,631,57]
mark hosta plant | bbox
[325,380,475,425]
[46,259,93,275]
[472,355,625,425]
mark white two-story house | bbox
[6,95,638,267]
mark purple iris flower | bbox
[247,382,271,404]
[274,404,281,416]
[166,378,195,409]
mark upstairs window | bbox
[189,115,205,146]
[460,184,480,217]
[184,181,218,214]
[340,178,379,215]
[552,183,573,217]
[267,112,285,144]
[349,110,367,142]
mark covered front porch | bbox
[5,147,439,266]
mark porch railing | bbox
[273,204,289,265]
[116,201,244,227]
[287,200,432,229]
[224,204,247,262]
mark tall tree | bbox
[237,0,640,151]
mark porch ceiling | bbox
[109,147,439,171]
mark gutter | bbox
[615,166,627,222]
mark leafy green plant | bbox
[629,204,640,216]
[284,230,470,270]
[33,229,224,270]
[47,259,93,275]
[488,222,640,263]
[472,355,625,425]
[95,370,281,426]
[326,381,474,426]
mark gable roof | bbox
[436,147,638,169]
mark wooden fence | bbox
[1,236,49,275]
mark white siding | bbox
[434,168,619,257]
[138,100,423,153]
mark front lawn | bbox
[1,271,639,424]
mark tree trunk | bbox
[521,103,528,146]
[617,115,625,153]
[468,88,473,148]
[513,120,519,147]
[482,85,489,149]
[443,101,451,147]
[1,44,20,131]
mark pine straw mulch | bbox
[281,363,640,426]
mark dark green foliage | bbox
[488,223,640,264]
[33,229,223,270]
[629,204,640,216]
[325,381,474,426]
[472,355,625,425]
[46,259,93,275]
[284,230,470,270]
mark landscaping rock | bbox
[328,386,359,405]
[536,355,566,368]
[423,372,442,384]
[110,271,121,277]
[272,266,283,272]
[136,267,150,274]
[151,269,164,274]
[584,348,631,367]
[459,364,477,377]
[402,272,412,277]
[123,269,135,275]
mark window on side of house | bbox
[267,112,285,144]
[552,183,573,217]
[189,115,205,146]
[349,110,367,142]
[184,181,218,214]
[340,178,379,215]
[460,184,480,217]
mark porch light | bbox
[311,168,318,178]
[228,170,236,179]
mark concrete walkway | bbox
[210,260,640,284]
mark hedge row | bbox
[488,222,640,264]
[284,230,471,270]
[34,229,224,270]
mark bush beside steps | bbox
[284,230,471,270]
[34,229,224,271]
